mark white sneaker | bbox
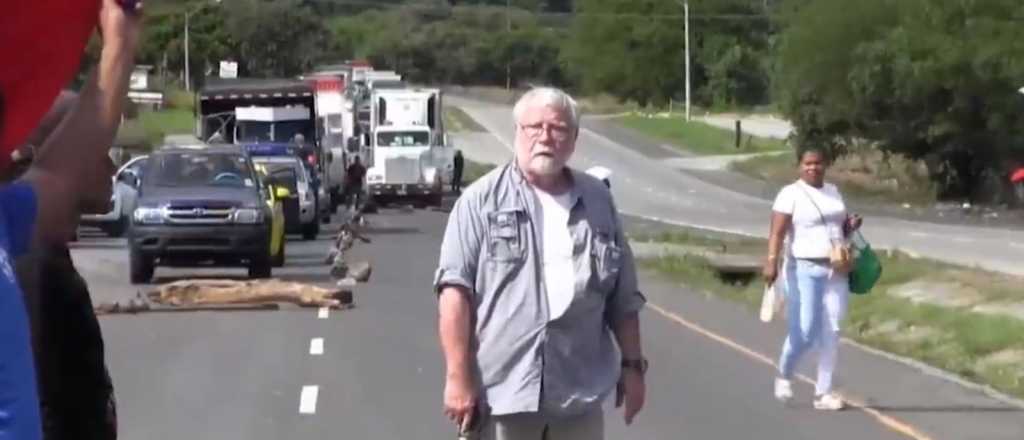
[774,378,793,402]
[813,393,845,411]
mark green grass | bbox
[630,227,765,256]
[731,148,938,206]
[137,109,195,147]
[463,159,497,185]
[616,114,788,156]
[630,223,1024,399]
[443,107,485,133]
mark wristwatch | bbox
[621,357,649,375]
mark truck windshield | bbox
[145,152,253,188]
[376,131,430,147]
[237,120,313,144]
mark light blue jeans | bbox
[778,258,849,395]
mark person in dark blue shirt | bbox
[0,1,141,439]
[0,183,42,440]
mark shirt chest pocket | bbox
[590,229,623,289]
[486,209,526,262]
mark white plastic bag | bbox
[759,283,783,323]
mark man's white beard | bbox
[531,155,563,176]
[528,142,565,176]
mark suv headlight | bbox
[233,208,264,224]
[133,207,165,224]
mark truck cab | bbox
[364,88,454,207]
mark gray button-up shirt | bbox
[434,163,645,418]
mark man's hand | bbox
[443,372,478,431]
[616,369,645,425]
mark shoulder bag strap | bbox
[795,183,842,244]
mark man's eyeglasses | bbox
[517,122,572,141]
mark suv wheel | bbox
[248,252,272,279]
[301,221,319,240]
[105,217,127,238]
[129,248,154,284]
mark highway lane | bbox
[448,96,1024,276]
[72,207,1024,440]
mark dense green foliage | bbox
[776,0,1024,201]
[133,0,775,108]
[116,0,1024,202]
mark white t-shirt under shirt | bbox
[533,187,576,321]
[772,180,847,259]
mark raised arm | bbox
[21,0,141,244]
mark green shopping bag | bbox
[849,231,882,294]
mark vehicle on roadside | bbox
[128,145,274,284]
[80,154,149,237]
[246,144,321,240]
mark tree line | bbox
[122,0,1023,202]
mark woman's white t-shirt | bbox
[772,180,847,259]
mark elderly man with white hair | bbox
[434,87,647,439]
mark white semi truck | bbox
[364,88,454,208]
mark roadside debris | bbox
[95,279,354,316]
[326,217,373,284]
[97,213,377,316]
[149,279,353,308]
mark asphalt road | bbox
[70,206,1023,439]
[448,96,1024,276]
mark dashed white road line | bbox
[299,386,319,414]
[309,338,324,356]
[317,307,329,319]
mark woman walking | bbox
[763,146,862,410]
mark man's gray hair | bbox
[512,87,579,130]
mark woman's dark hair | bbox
[796,145,831,164]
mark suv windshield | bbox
[145,152,253,188]
[376,131,430,147]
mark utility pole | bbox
[184,0,222,92]
[684,0,691,121]
[184,11,191,92]
[505,0,511,91]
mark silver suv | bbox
[80,155,148,237]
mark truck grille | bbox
[385,156,420,184]
[166,206,234,224]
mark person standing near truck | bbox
[344,155,367,212]
[451,149,464,194]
